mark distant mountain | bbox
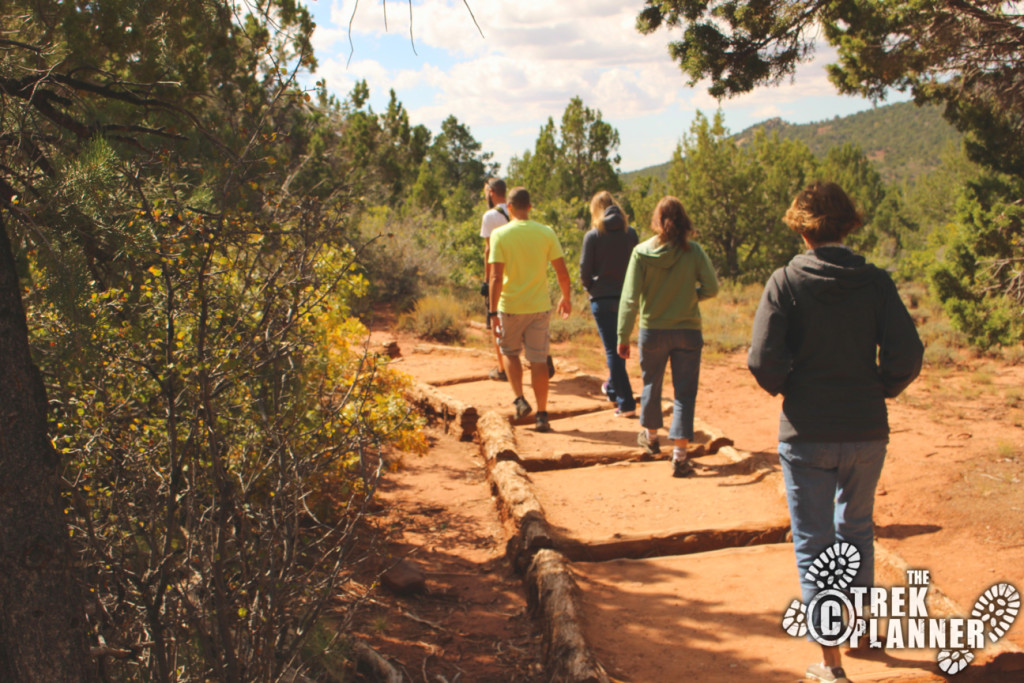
[621,101,961,187]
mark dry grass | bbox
[399,295,466,343]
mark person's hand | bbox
[617,343,630,359]
[556,296,571,319]
[492,315,502,338]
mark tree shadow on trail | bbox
[876,523,943,540]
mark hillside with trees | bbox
[622,101,961,187]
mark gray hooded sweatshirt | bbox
[579,205,639,300]
[748,246,923,443]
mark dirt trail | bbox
[352,327,1024,682]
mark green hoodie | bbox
[617,237,719,344]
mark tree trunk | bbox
[0,215,92,682]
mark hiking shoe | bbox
[489,368,507,381]
[806,663,852,683]
[535,411,550,433]
[513,396,533,420]
[546,355,556,378]
[615,408,636,418]
[637,430,660,455]
[600,381,609,395]
[672,458,694,478]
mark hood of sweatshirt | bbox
[787,246,878,304]
[602,205,626,232]
[634,236,684,270]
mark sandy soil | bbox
[349,321,1024,681]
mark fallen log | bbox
[526,549,609,683]
[404,381,478,441]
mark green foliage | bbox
[667,112,805,282]
[621,174,667,240]
[928,172,1024,349]
[508,97,621,203]
[636,1,1024,175]
[534,197,590,295]
[3,2,429,679]
[352,206,463,312]
[410,115,496,220]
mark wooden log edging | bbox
[477,410,519,465]
[478,413,610,682]
[404,381,478,441]
[488,459,557,574]
[526,549,610,683]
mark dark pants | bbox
[590,298,635,412]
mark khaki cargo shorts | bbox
[498,310,551,364]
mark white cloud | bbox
[305,3,884,170]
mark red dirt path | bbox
[350,323,1024,682]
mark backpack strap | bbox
[496,206,510,223]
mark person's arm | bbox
[489,261,505,336]
[552,257,572,318]
[579,231,595,293]
[877,276,924,397]
[747,272,792,395]
[617,252,641,359]
[481,214,493,294]
[483,237,492,289]
[695,244,719,301]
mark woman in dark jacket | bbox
[580,191,638,416]
[748,181,923,683]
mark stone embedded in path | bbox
[381,559,427,596]
[528,454,790,561]
[379,339,497,386]
[440,374,607,421]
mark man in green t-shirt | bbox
[487,187,571,432]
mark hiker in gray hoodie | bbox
[580,191,639,417]
[617,196,719,477]
[748,181,923,683]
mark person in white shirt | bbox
[480,177,510,380]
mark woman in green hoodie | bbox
[617,196,719,477]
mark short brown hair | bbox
[508,186,531,210]
[783,181,863,244]
[485,177,506,197]
[651,195,691,250]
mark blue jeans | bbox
[591,299,635,412]
[637,328,702,440]
[778,440,887,626]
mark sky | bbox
[302,0,905,173]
